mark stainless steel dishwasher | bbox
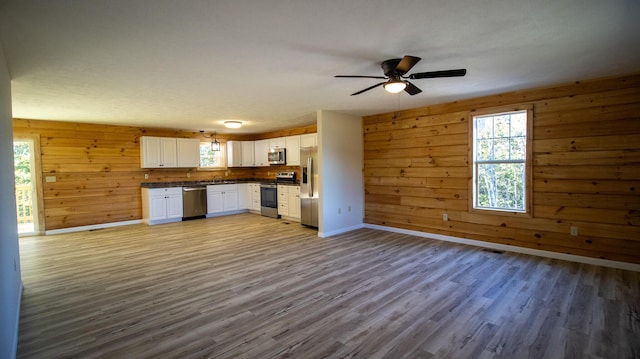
[182,186,207,220]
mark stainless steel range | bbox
[260,183,279,218]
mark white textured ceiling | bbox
[1,0,639,134]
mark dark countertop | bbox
[141,179,300,188]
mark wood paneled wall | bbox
[12,120,315,231]
[363,74,640,264]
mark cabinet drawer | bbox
[148,187,182,196]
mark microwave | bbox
[268,148,286,165]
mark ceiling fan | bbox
[335,55,466,96]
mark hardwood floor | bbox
[17,213,639,358]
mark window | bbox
[471,106,532,214]
[199,142,226,168]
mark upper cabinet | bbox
[269,137,285,149]
[140,136,199,168]
[215,132,318,168]
[254,139,270,167]
[300,133,317,148]
[140,136,177,168]
[227,141,255,167]
[285,135,300,166]
[176,138,201,167]
[241,141,255,166]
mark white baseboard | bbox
[364,223,640,272]
[45,219,142,235]
[319,223,365,238]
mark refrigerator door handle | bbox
[307,156,313,197]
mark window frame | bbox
[198,141,228,170]
[468,104,533,217]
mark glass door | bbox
[13,139,38,235]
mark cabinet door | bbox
[237,183,249,209]
[254,139,270,166]
[141,137,162,168]
[177,138,200,167]
[300,133,317,148]
[226,141,242,167]
[207,191,223,213]
[149,194,168,220]
[288,187,301,219]
[269,137,285,149]
[166,194,183,218]
[160,138,178,167]
[223,190,239,211]
[241,141,255,167]
[285,135,300,166]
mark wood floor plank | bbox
[17,213,640,358]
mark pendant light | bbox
[211,131,221,152]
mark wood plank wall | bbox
[362,74,640,264]
[12,120,315,231]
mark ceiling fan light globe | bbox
[384,81,407,94]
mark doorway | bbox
[13,137,42,235]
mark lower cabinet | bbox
[206,184,239,215]
[277,185,300,221]
[248,183,261,212]
[142,187,183,225]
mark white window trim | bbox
[198,141,228,170]
[468,104,533,217]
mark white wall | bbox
[317,110,364,237]
[0,43,21,359]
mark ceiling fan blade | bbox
[351,82,385,96]
[404,81,422,96]
[335,75,387,79]
[408,69,467,79]
[395,56,421,75]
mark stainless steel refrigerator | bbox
[300,146,318,228]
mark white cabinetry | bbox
[288,186,301,219]
[241,141,255,166]
[254,139,270,166]
[227,141,242,167]
[300,133,317,148]
[176,138,201,167]
[141,136,200,168]
[285,135,300,166]
[269,137,285,149]
[277,185,300,221]
[227,141,255,167]
[248,183,261,212]
[237,183,249,209]
[206,184,239,215]
[140,136,177,168]
[142,187,183,225]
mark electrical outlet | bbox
[45,176,56,183]
[443,213,448,221]
[144,173,149,179]
[570,226,578,236]
[187,172,191,178]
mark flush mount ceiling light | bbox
[224,121,242,129]
[383,77,407,94]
